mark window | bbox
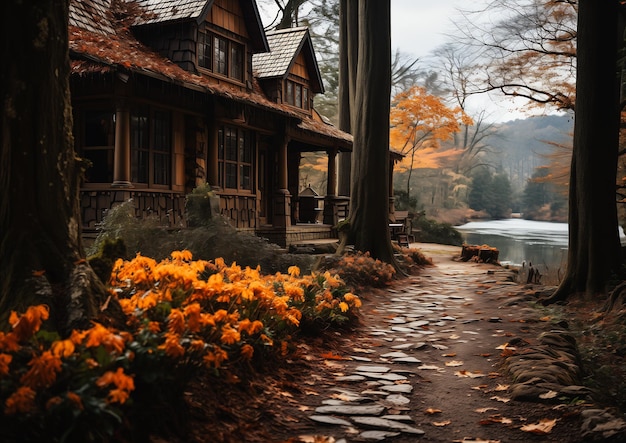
[218,125,254,191]
[230,42,244,81]
[285,80,309,110]
[214,35,228,75]
[82,110,114,183]
[198,32,212,69]
[198,30,245,82]
[131,108,171,187]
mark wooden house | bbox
[68,0,352,247]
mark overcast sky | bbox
[259,1,536,122]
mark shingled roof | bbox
[68,0,349,148]
[253,27,324,93]
[133,0,209,24]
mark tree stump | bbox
[461,244,499,263]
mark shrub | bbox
[0,251,361,442]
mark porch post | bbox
[273,133,291,227]
[323,148,338,225]
[112,100,132,188]
[207,121,220,190]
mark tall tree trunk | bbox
[543,0,622,304]
[337,0,357,197]
[0,0,111,331]
[340,0,398,265]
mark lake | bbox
[455,219,569,271]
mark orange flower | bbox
[171,250,193,261]
[96,368,135,405]
[84,323,125,354]
[339,302,349,313]
[159,332,185,358]
[220,326,241,345]
[0,331,20,352]
[203,346,228,369]
[20,350,62,389]
[0,353,12,377]
[147,321,161,333]
[66,391,84,410]
[51,339,75,358]
[288,265,300,277]
[167,309,186,334]
[10,305,49,341]
[5,386,36,414]
[240,344,254,360]
[183,303,202,333]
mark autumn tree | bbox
[390,86,471,206]
[454,0,577,112]
[0,0,112,331]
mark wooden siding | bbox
[207,0,249,38]
[290,52,309,81]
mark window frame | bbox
[130,107,172,189]
[217,125,254,192]
[197,28,245,84]
[79,108,115,184]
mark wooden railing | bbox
[80,188,186,230]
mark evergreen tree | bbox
[468,168,493,213]
[489,173,512,218]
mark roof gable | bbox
[134,0,269,53]
[253,27,324,93]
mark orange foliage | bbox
[390,86,472,171]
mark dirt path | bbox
[268,243,591,443]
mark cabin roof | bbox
[133,0,269,53]
[68,0,349,148]
[253,27,324,93]
[69,0,115,35]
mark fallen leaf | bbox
[494,384,509,391]
[520,418,558,434]
[472,384,489,390]
[539,390,558,399]
[304,390,319,396]
[442,352,457,357]
[432,420,451,426]
[479,415,513,425]
[475,407,499,413]
[449,334,461,340]
[455,370,485,378]
[540,316,551,321]
[298,405,310,411]
[478,353,492,357]
[425,408,443,415]
[321,351,344,360]
[490,396,511,403]
[445,360,464,367]
[419,364,441,370]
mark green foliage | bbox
[522,166,568,221]
[468,168,512,219]
[412,215,463,246]
[88,238,128,284]
[88,197,317,275]
[393,189,419,212]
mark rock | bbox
[351,416,425,434]
[309,415,353,426]
[315,404,386,416]
[359,430,401,441]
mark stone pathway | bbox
[292,244,626,443]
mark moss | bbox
[88,238,127,284]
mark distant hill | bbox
[485,114,574,192]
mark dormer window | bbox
[198,29,245,82]
[285,80,310,110]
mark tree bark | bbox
[337,0,357,197]
[339,0,398,266]
[0,0,113,331]
[543,0,622,304]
